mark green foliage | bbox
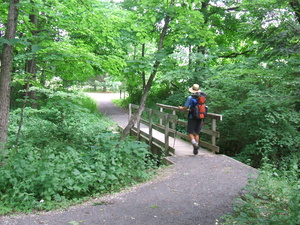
[112,98,131,109]
[222,161,300,224]
[34,88,99,113]
[0,92,158,215]
[146,84,172,107]
[205,65,300,168]
[0,135,156,214]
[163,91,187,108]
[1,0,300,219]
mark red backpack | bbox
[190,92,207,119]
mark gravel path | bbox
[0,93,257,225]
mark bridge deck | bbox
[139,127,214,156]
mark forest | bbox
[0,0,299,223]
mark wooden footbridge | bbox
[86,92,223,159]
[129,103,222,160]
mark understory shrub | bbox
[0,92,158,214]
[217,90,300,167]
[205,72,300,168]
[0,135,156,214]
[222,161,300,224]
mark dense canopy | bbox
[0,0,299,165]
[0,0,299,221]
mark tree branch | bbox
[218,50,253,58]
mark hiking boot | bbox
[193,144,199,155]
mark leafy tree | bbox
[120,0,175,138]
[120,0,222,138]
[0,0,20,148]
[1,0,128,146]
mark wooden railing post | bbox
[211,118,217,153]
[172,110,176,130]
[137,112,141,141]
[164,113,170,155]
[159,106,163,126]
[128,103,132,121]
[149,109,153,146]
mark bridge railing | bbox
[129,103,222,155]
[129,104,178,157]
[156,103,222,153]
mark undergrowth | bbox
[0,91,159,215]
[221,159,300,224]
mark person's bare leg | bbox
[188,133,195,142]
[188,133,197,145]
[194,133,199,144]
[189,133,199,155]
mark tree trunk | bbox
[121,0,174,140]
[102,72,109,92]
[0,0,20,148]
[25,10,38,108]
[141,43,146,89]
[25,55,37,108]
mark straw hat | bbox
[189,84,201,93]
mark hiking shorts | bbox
[187,118,203,135]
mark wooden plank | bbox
[152,123,176,137]
[172,110,176,129]
[202,128,220,138]
[141,119,178,137]
[177,120,187,126]
[137,111,141,140]
[129,103,132,120]
[155,103,176,110]
[211,118,217,146]
[200,140,219,153]
[159,106,163,125]
[131,104,139,109]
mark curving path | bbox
[85,92,129,129]
[0,93,257,225]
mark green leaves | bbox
[222,165,300,224]
[0,91,158,214]
[0,134,156,213]
[0,37,16,45]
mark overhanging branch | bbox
[218,50,253,58]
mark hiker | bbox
[178,84,206,155]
